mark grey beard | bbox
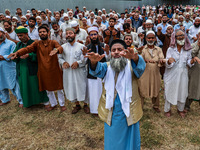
[145,28,152,32]
[110,57,127,73]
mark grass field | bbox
[0,89,200,150]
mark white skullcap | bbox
[185,13,190,15]
[68,10,73,14]
[88,27,99,33]
[63,13,68,17]
[27,10,30,13]
[12,16,18,20]
[26,13,31,16]
[98,10,102,13]
[102,8,106,10]
[146,31,155,36]
[49,10,52,13]
[6,16,11,19]
[83,6,86,8]
[109,13,113,16]
[90,11,94,14]
[36,16,42,19]
[195,17,200,21]
[78,13,83,16]
[176,9,179,11]
[70,21,79,27]
[38,10,41,12]
[146,19,153,24]
[0,27,5,32]
[5,9,10,12]
[173,19,178,23]
[167,25,173,29]
[101,14,106,17]
[178,15,184,19]
[114,14,118,17]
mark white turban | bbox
[88,27,99,33]
[12,16,18,20]
[6,16,11,19]
[167,25,173,29]
[63,13,68,17]
[195,17,200,21]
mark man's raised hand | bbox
[81,47,91,56]
[119,47,139,62]
[84,52,105,64]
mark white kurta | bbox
[75,28,88,44]
[164,46,193,105]
[58,42,87,102]
[188,25,200,43]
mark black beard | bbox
[40,36,48,40]
[91,38,99,44]
[126,44,131,47]
[6,27,12,33]
[194,24,200,28]
[66,37,75,43]
[76,29,80,34]
[29,24,35,28]
[163,20,167,23]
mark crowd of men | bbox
[1,4,200,150]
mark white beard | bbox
[147,41,155,46]
[110,57,127,72]
[145,28,152,32]
[177,39,185,46]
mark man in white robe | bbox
[56,28,89,114]
[86,27,110,115]
[188,17,200,43]
[70,21,88,45]
[164,30,198,118]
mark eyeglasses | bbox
[90,33,98,36]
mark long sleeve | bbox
[77,53,87,67]
[89,62,108,79]
[187,50,194,68]
[3,42,16,61]
[17,41,37,56]
[58,53,65,66]
[165,47,175,68]
[133,33,139,46]
[131,55,146,78]
[28,53,37,62]
[157,32,165,43]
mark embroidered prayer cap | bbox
[110,39,127,49]
[146,31,155,36]
[15,26,28,34]
[88,27,99,33]
[65,27,75,33]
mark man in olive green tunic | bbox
[14,26,49,108]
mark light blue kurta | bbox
[0,39,22,104]
[89,56,146,150]
[0,39,17,90]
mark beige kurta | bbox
[138,45,164,98]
